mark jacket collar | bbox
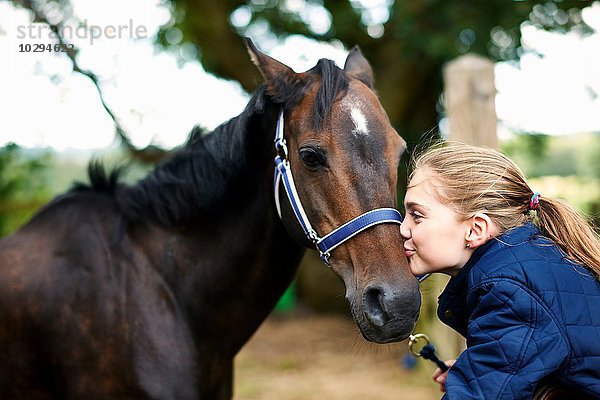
[437,223,540,336]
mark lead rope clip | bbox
[408,333,449,372]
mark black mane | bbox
[71,161,124,195]
[310,59,349,130]
[73,59,349,227]
[115,89,270,226]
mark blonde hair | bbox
[409,141,600,277]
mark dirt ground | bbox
[234,310,441,400]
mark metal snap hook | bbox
[408,333,431,357]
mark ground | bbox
[234,310,441,400]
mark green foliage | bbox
[0,144,52,236]
[502,133,549,164]
[582,132,600,179]
[501,132,600,178]
[502,132,600,230]
[0,145,152,237]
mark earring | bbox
[466,243,471,248]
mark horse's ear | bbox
[344,46,374,88]
[245,37,298,98]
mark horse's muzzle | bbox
[350,279,421,344]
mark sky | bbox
[1,0,599,151]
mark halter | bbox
[273,108,403,265]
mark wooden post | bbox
[443,53,498,148]
[416,54,499,365]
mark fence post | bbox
[444,53,498,147]
[417,53,498,363]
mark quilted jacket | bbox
[438,222,600,399]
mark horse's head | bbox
[247,39,420,343]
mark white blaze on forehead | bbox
[343,94,370,136]
[350,108,369,136]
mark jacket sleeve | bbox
[443,279,569,400]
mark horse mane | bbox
[71,162,124,195]
[309,59,349,130]
[72,58,349,227]
[116,92,268,226]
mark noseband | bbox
[273,108,403,265]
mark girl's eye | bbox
[411,211,424,220]
[299,147,326,169]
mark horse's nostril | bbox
[363,286,389,327]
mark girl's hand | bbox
[432,359,456,393]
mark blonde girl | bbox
[401,142,600,399]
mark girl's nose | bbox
[400,220,410,240]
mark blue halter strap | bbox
[273,108,403,265]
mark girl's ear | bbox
[465,213,497,249]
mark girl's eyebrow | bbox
[404,201,430,211]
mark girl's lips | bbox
[404,248,416,257]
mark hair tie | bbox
[529,192,541,211]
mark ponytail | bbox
[536,197,600,278]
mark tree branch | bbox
[11,0,168,163]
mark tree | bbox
[156,0,595,149]
[0,144,51,236]
[8,0,594,154]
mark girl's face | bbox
[401,168,472,277]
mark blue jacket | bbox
[438,223,600,399]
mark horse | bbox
[0,39,421,399]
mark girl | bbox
[400,142,600,399]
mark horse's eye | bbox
[299,147,325,169]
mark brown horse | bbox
[0,39,420,399]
